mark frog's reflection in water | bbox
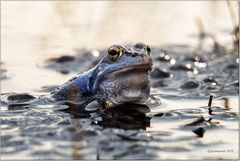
[62,103,151,159]
[98,103,150,130]
[64,102,151,129]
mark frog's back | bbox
[51,69,94,102]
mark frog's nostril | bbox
[132,52,138,57]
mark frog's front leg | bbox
[84,98,118,111]
[82,98,109,112]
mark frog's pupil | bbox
[109,49,118,56]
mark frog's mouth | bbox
[105,63,152,76]
[119,64,151,72]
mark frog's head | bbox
[89,42,153,108]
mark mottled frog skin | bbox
[51,43,152,109]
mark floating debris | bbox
[169,64,194,71]
[151,68,170,78]
[48,55,75,63]
[203,77,218,84]
[59,69,70,74]
[6,93,36,103]
[192,127,205,137]
[153,112,164,117]
[152,80,168,88]
[180,81,199,89]
[185,115,206,126]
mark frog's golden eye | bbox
[146,45,151,55]
[108,45,122,61]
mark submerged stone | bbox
[180,81,199,89]
[203,77,218,84]
[169,64,193,71]
[151,68,170,78]
[225,64,238,69]
[152,80,168,88]
[7,93,36,102]
[232,81,239,87]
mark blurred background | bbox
[1,1,238,92]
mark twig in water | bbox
[185,115,205,126]
[223,97,229,109]
[207,118,213,122]
[96,147,100,160]
[208,95,214,115]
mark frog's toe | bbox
[84,100,102,112]
[99,100,116,111]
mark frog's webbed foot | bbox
[80,98,116,111]
[58,98,106,113]
[84,99,105,112]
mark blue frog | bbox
[51,43,152,110]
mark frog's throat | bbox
[88,64,151,95]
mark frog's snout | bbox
[141,52,153,67]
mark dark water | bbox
[1,44,239,159]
